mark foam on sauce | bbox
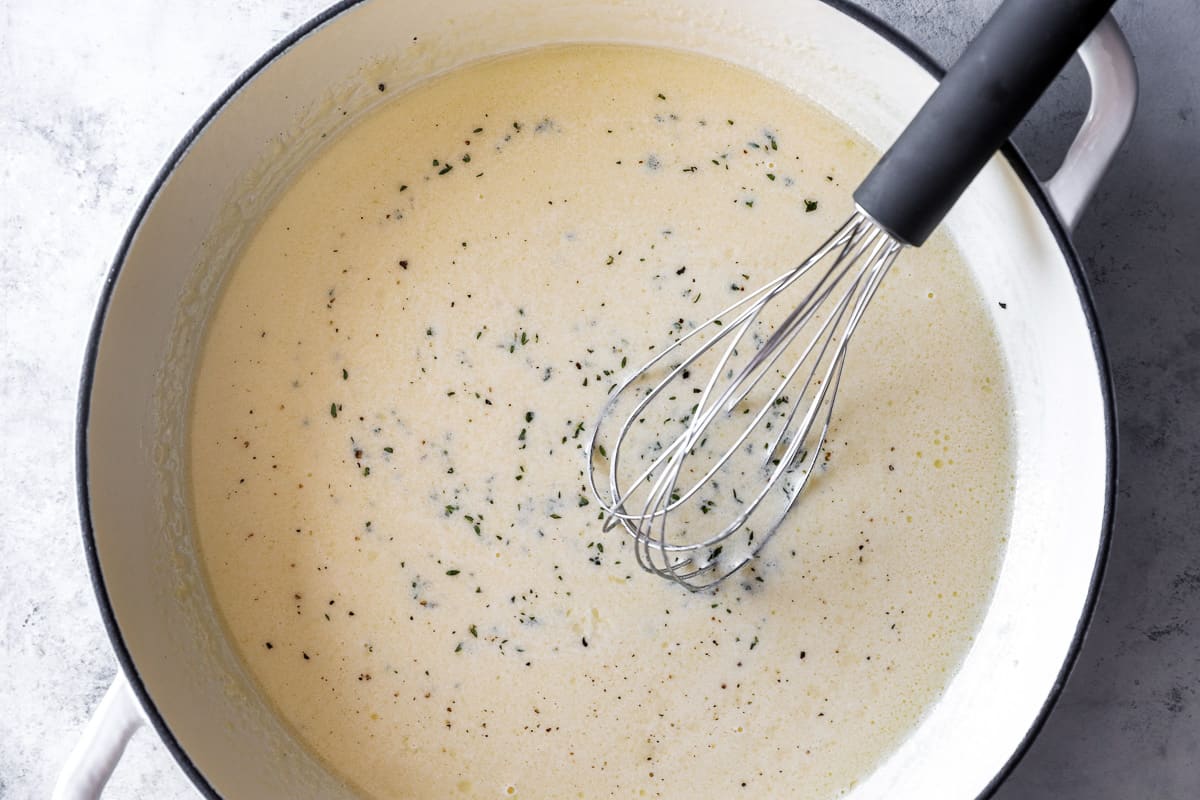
[190,45,1012,799]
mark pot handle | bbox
[52,673,146,800]
[1045,13,1137,231]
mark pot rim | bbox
[75,1,1116,797]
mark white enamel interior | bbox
[83,0,1109,797]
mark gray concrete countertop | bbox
[1,1,1195,797]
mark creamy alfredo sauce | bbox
[190,46,1012,799]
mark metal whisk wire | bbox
[587,212,903,590]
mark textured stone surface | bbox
[0,0,1194,797]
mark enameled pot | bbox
[60,1,1135,797]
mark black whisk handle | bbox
[853,0,1118,246]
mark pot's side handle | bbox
[52,673,146,800]
[1045,13,1138,231]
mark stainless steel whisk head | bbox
[587,212,903,590]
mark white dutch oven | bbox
[61,1,1135,797]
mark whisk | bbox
[587,0,1118,590]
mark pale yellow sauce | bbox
[190,46,1013,799]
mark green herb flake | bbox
[469,624,478,637]
[804,199,819,213]
[446,569,461,576]
[330,403,338,418]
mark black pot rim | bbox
[76,2,1116,797]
